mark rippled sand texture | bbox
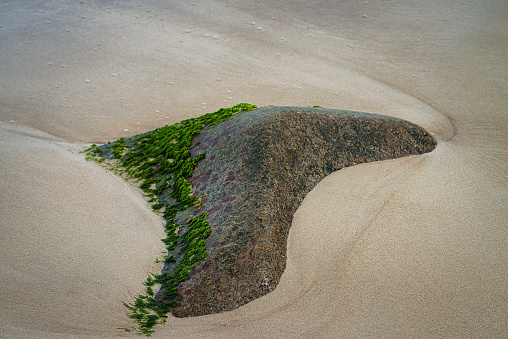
[1,1,507,338]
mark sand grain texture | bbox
[1,0,507,338]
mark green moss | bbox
[83,103,257,336]
[80,144,104,162]
[111,138,126,159]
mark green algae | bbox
[83,103,257,336]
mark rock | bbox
[159,106,436,317]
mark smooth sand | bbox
[1,1,507,338]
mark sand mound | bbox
[0,125,166,337]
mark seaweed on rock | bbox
[83,103,257,336]
[84,104,437,336]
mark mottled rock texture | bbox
[161,106,436,317]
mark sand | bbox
[0,0,506,338]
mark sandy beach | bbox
[1,1,507,338]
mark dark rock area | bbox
[161,106,436,317]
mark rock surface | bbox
[162,106,436,317]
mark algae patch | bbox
[83,103,257,336]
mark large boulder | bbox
[163,106,436,317]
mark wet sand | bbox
[1,1,507,338]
